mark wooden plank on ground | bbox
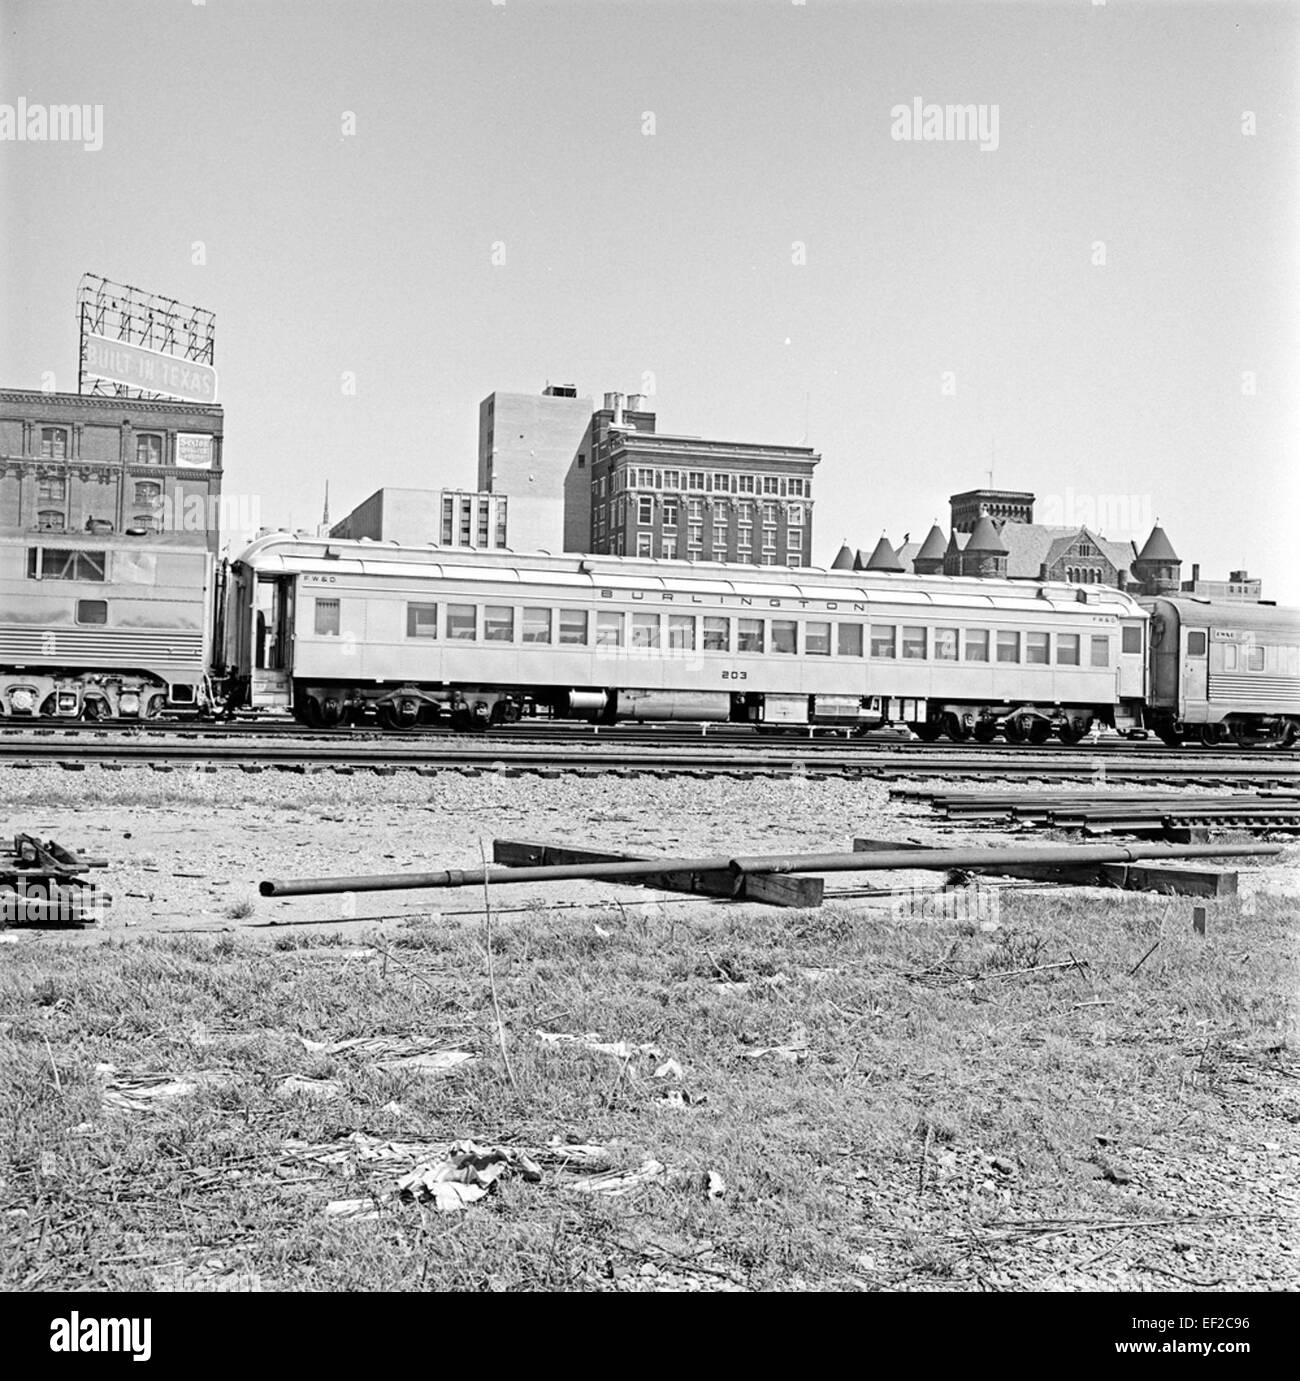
[492,840,823,909]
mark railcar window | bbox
[523,608,552,644]
[1247,645,1264,671]
[559,609,588,645]
[485,606,515,642]
[1090,635,1111,666]
[314,600,340,637]
[1122,625,1142,655]
[772,620,798,654]
[632,613,660,649]
[76,600,107,625]
[870,626,896,659]
[1056,633,1080,666]
[1185,631,1207,657]
[1026,632,1050,665]
[837,623,863,657]
[703,617,730,652]
[28,548,107,582]
[806,621,831,656]
[964,629,989,662]
[934,628,958,661]
[996,631,1021,663]
[447,604,477,640]
[596,611,623,647]
[406,603,438,638]
[737,618,765,654]
[902,626,927,660]
[1223,644,1238,670]
[668,614,696,651]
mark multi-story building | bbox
[0,388,223,555]
[477,385,593,553]
[588,393,818,567]
[329,487,509,550]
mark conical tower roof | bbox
[1136,524,1179,563]
[853,550,868,571]
[830,542,856,571]
[963,514,1008,554]
[915,524,948,561]
[865,535,905,573]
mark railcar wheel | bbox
[973,721,998,744]
[1056,719,1089,746]
[379,699,420,731]
[943,714,970,742]
[914,720,943,742]
[1002,718,1027,744]
[1283,721,1300,749]
[1156,726,1183,748]
[1027,719,1052,745]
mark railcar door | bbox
[1180,625,1208,718]
[252,575,294,708]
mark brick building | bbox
[330,486,509,550]
[0,388,223,555]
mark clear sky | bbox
[2,0,1296,600]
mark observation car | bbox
[221,534,1150,741]
[0,531,213,719]
[1140,595,1300,747]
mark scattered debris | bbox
[276,1075,341,1100]
[739,1023,810,1064]
[96,1064,236,1113]
[706,1171,727,1200]
[570,1159,668,1197]
[537,1029,666,1074]
[654,1058,685,1081]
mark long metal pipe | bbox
[260,841,1281,898]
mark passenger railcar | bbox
[0,532,213,719]
[221,534,1150,741]
[1140,595,1300,746]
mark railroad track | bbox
[0,735,1296,784]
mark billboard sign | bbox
[175,433,216,469]
[82,333,218,404]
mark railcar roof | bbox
[232,532,1147,616]
[1142,595,1299,632]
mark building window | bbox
[902,626,927,659]
[762,552,778,565]
[637,533,653,557]
[688,524,703,548]
[870,625,896,659]
[687,499,703,522]
[131,512,160,532]
[837,623,864,657]
[495,499,508,548]
[477,501,490,547]
[934,628,958,661]
[442,496,454,545]
[485,606,514,642]
[632,612,660,648]
[135,434,163,465]
[37,476,67,502]
[788,478,805,497]
[523,608,552,644]
[713,473,731,493]
[40,427,69,459]
[997,631,1021,663]
[762,476,780,495]
[134,480,161,506]
[407,603,438,638]
[577,453,586,469]
[1091,635,1111,666]
[1056,633,1080,666]
[737,527,752,551]
[737,618,764,653]
[712,507,728,527]
[712,542,727,562]
[738,502,754,523]
[661,537,677,559]
[788,505,804,526]
[638,496,653,526]
[964,629,989,662]
[447,604,477,640]
[558,610,587,644]
[37,510,66,531]
[314,599,340,636]
[806,622,831,656]
[459,498,472,545]
[772,620,797,654]
[662,497,678,528]
[787,531,803,553]
[703,617,730,652]
[637,467,655,488]
[662,470,680,489]
[737,475,755,494]
[687,472,705,490]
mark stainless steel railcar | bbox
[222,534,1149,740]
[0,532,213,719]
[1140,596,1300,746]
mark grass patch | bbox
[1,890,1296,1291]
